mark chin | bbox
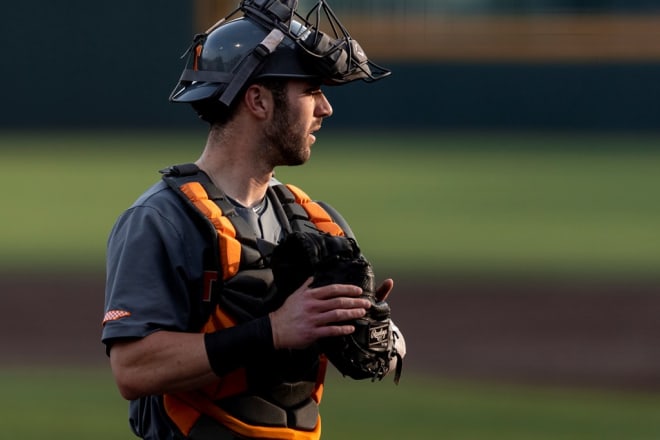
[279,152,309,167]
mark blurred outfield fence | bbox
[199,0,660,62]
[2,0,660,132]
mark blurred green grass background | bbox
[2,369,660,440]
[1,130,660,439]
[1,130,659,277]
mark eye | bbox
[305,87,323,96]
[303,80,324,96]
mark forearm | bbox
[109,317,275,400]
[110,330,216,400]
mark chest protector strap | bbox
[181,181,242,280]
[273,184,345,237]
[161,164,346,281]
[162,163,268,281]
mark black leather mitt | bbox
[270,231,401,383]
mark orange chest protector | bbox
[160,163,347,440]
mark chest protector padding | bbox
[160,164,345,439]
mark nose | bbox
[315,92,333,118]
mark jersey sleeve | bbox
[101,202,193,349]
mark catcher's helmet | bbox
[169,0,390,115]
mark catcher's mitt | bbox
[270,231,402,383]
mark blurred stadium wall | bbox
[2,0,660,132]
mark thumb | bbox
[375,278,394,302]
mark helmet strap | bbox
[219,28,286,107]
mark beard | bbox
[264,100,312,167]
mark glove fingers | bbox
[271,231,401,382]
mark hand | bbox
[269,277,371,350]
[375,278,394,302]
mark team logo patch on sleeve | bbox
[102,310,131,325]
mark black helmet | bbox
[169,0,390,111]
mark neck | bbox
[195,125,273,208]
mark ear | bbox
[243,84,272,120]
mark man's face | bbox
[265,80,333,166]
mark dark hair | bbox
[259,78,287,110]
[193,78,288,126]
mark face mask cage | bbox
[170,0,390,108]
[212,0,391,84]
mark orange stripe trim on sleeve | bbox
[102,310,131,325]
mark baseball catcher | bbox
[271,231,404,384]
[103,0,405,438]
